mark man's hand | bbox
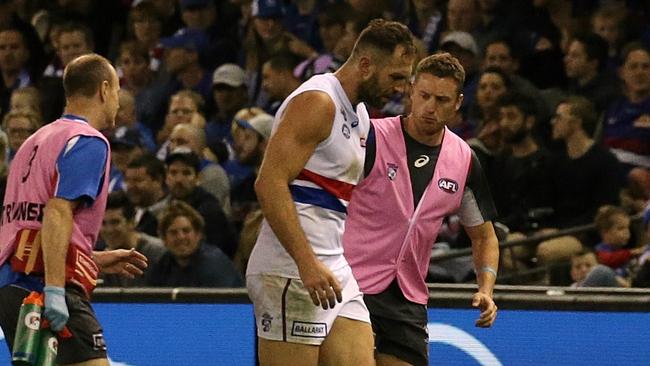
[472,292,497,328]
[43,286,68,331]
[297,259,343,310]
[93,249,148,279]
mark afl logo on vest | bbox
[438,178,458,193]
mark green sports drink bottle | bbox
[34,328,58,366]
[12,291,44,365]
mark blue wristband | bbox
[476,266,497,277]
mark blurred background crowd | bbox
[0,0,649,288]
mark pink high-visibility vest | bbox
[0,118,110,291]
[344,116,471,304]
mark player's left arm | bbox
[458,150,499,327]
[465,221,499,328]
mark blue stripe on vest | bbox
[289,185,347,213]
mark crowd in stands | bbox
[0,0,649,287]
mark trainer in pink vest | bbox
[344,116,471,304]
[0,117,110,293]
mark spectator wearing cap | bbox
[440,31,480,114]
[220,107,265,188]
[261,53,301,115]
[244,0,317,107]
[159,28,214,113]
[282,0,324,52]
[178,0,239,70]
[223,107,272,227]
[206,63,250,153]
[163,147,237,258]
[108,127,145,193]
[224,107,273,274]
[168,123,232,215]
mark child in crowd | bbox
[9,86,42,116]
[594,205,647,282]
[570,249,626,287]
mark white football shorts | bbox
[247,265,370,345]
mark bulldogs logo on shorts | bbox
[341,124,351,139]
[261,313,273,332]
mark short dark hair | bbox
[127,154,166,181]
[0,26,26,46]
[484,38,521,61]
[265,52,300,73]
[621,41,650,63]
[415,52,465,94]
[106,191,136,222]
[158,200,205,238]
[571,32,609,71]
[480,67,512,89]
[495,92,537,119]
[63,53,114,98]
[560,95,598,135]
[171,89,205,114]
[165,149,201,173]
[350,18,416,61]
[59,22,94,51]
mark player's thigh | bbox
[258,337,319,366]
[319,316,375,366]
[57,286,107,365]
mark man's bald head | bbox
[63,53,116,98]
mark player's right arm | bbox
[255,90,342,310]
